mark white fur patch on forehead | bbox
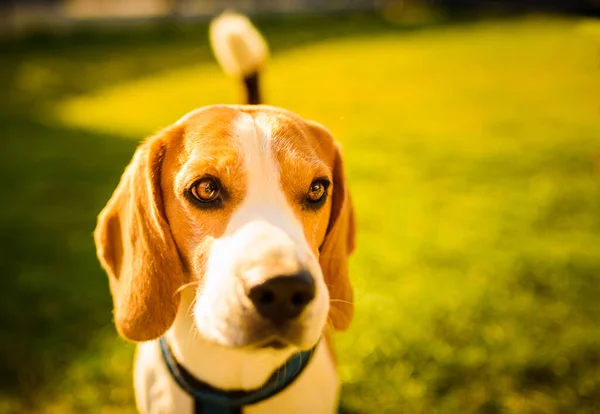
[225,113,304,242]
[235,112,278,198]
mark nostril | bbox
[291,291,312,307]
[257,289,275,306]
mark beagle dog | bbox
[94,12,355,414]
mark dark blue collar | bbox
[159,337,318,414]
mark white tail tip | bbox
[209,11,269,77]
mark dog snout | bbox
[248,270,315,324]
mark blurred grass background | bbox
[2,9,600,414]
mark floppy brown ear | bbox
[94,127,184,342]
[309,123,356,331]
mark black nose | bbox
[248,270,316,324]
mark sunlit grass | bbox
[2,14,600,413]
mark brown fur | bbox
[94,126,185,341]
[306,121,356,331]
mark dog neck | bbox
[164,292,296,391]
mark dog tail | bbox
[209,11,269,105]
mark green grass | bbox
[2,12,600,414]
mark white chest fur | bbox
[133,339,339,414]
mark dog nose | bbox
[248,270,315,324]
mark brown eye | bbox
[191,178,220,203]
[305,179,329,207]
[307,182,325,202]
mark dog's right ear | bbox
[94,126,184,342]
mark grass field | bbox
[2,12,600,414]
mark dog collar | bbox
[159,337,318,414]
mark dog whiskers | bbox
[175,280,199,296]
[327,305,347,323]
[186,295,197,317]
[329,298,353,305]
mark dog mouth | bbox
[250,332,294,349]
[259,338,289,349]
[236,318,305,349]
[195,308,314,349]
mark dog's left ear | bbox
[307,122,356,331]
[94,126,184,342]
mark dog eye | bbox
[307,182,326,202]
[305,179,330,208]
[191,177,221,203]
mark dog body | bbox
[94,14,355,414]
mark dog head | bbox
[94,105,354,350]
